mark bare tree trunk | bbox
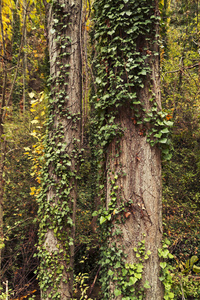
[22,0,27,114]
[0,0,7,280]
[39,1,82,299]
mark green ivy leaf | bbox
[129,276,137,285]
[108,269,114,276]
[114,289,122,296]
[100,216,106,224]
[108,29,115,35]
[160,262,167,269]
[164,120,173,126]
[96,77,101,84]
[125,11,132,16]
[193,265,200,273]
[144,280,151,289]
[161,128,170,134]
[138,69,147,75]
[159,138,168,144]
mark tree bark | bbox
[39,1,82,299]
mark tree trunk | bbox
[92,0,164,298]
[38,1,82,299]
[0,0,7,281]
[22,0,27,113]
[104,7,163,300]
[106,90,163,299]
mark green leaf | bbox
[159,276,165,282]
[129,276,137,285]
[163,152,172,161]
[144,280,151,289]
[108,29,115,35]
[162,249,170,258]
[161,128,170,134]
[114,261,121,268]
[92,211,98,217]
[100,216,106,224]
[108,269,114,276]
[193,265,200,273]
[159,138,168,144]
[0,242,5,250]
[160,262,167,269]
[114,289,122,296]
[164,120,173,127]
[185,259,190,269]
[168,292,175,299]
[154,132,162,138]
[96,77,101,84]
[122,268,128,276]
[190,255,198,266]
[125,11,132,16]
[138,69,147,75]
[135,273,142,279]
[137,264,143,273]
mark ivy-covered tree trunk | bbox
[92,0,165,299]
[38,0,82,299]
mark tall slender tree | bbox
[37,0,82,299]
[0,0,7,273]
[92,0,165,298]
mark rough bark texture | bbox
[105,6,163,300]
[41,1,82,299]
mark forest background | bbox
[0,0,200,299]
